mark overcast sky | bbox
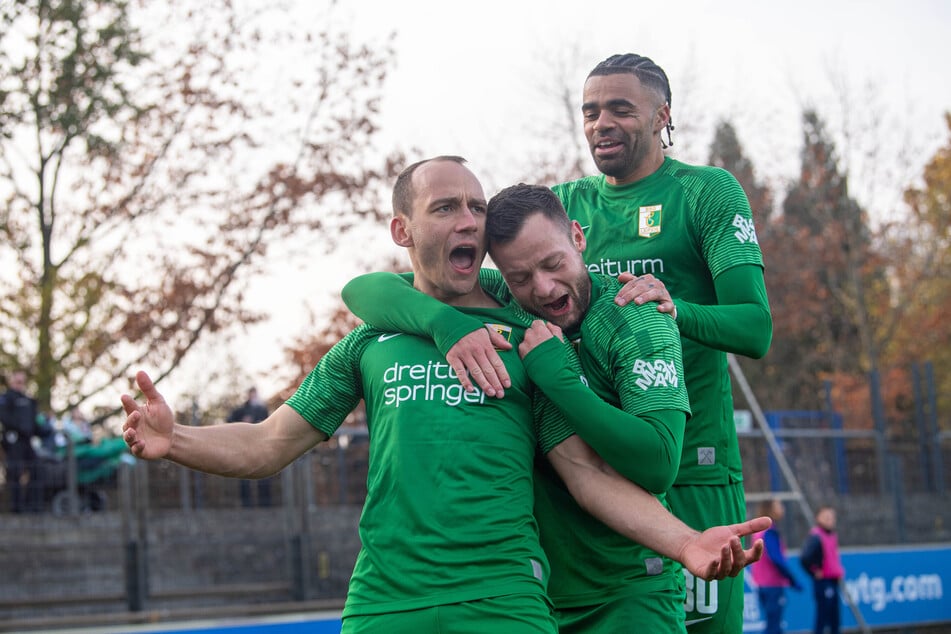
[164,0,951,408]
[345,0,951,186]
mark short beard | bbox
[593,156,630,180]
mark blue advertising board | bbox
[84,545,950,634]
[742,544,950,632]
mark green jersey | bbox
[553,157,766,485]
[286,300,575,619]
[341,269,693,612]
[486,270,691,607]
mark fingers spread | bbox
[729,536,746,576]
[746,515,772,534]
[120,394,138,416]
[136,370,164,404]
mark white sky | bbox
[163,0,951,410]
[352,0,951,184]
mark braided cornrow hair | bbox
[588,53,676,148]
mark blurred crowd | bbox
[0,369,128,514]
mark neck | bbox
[444,286,500,309]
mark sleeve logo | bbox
[631,359,679,390]
[732,214,759,244]
[638,205,663,238]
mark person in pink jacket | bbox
[751,499,803,633]
[800,505,845,634]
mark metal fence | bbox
[0,428,371,631]
[2,414,950,631]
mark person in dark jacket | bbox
[800,505,845,634]
[0,370,42,512]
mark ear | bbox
[391,215,413,248]
[570,220,587,253]
[654,102,671,134]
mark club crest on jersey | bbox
[487,323,513,349]
[638,205,662,238]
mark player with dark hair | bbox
[552,52,773,633]
[587,53,676,150]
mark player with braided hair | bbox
[587,53,677,149]
[551,52,773,633]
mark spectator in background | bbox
[227,387,271,507]
[800,505,844,634]
[751,498,802,633]
[61,407,93,444]
[0,369,43,512]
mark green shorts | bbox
[554,573,686,634]
[341,592,558,634]
[667,481,746,634]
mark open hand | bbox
[678,515,770,581]
[119,371,175,460]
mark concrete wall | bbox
[2,493,950,631]
[0,506,362,629]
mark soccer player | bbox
[341,184,695,631]
[553,53,773,633]
[120,156,767,634]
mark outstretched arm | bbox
[546,435,768,580]
[120,371,326,478]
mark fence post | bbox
[66,435,79,515]
[120,460,148,612]
[868,369,889,496]
[925,362,944,495]
[888,454,907,544]
[911,364,933,491]
[297,453,314,600]
[337,435,349,504]
[282,459,309,601]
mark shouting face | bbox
[490,212,591,331]
[391,160,489,306]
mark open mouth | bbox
[544,295,570,314]
[595,139,622,156]
[449,246,477,273]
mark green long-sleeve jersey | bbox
[553,156,772,485]
[286,298,575,618]
[340,269,692,607]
